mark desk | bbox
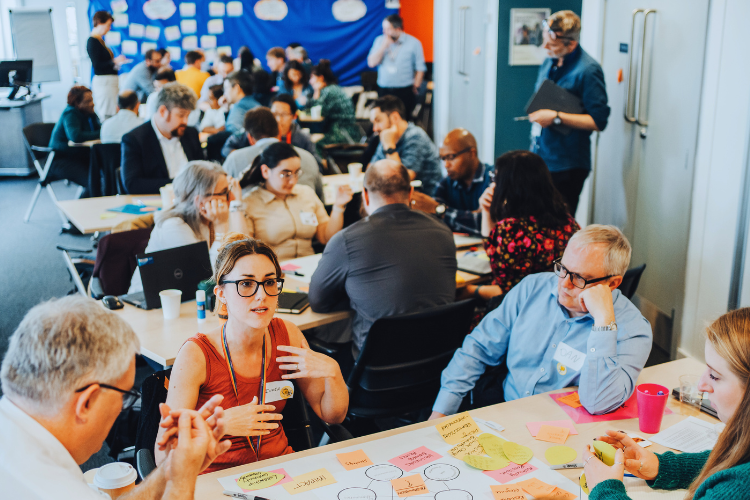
[195,358,714,498]
[0,94,49,176]
[298,115,325,135]
[56,195,161,234]
[67,139,101,147]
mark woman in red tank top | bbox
[155,235,349,473]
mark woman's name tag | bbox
[300,211,319,226]
[265,380,294,403]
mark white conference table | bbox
[56,195,162,234]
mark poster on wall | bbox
[254,0,288,21]
[509,8,549,66]
[332,0,367,22]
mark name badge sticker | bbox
[265,380,294,403]
[552,342,586,372]
[300,211,319,226]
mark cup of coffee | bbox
[310,105,322,119]
[636,383,669,433]
[93,462,137,499]
[159,289,182,319]
[348,163,363,178]
[159,183,174,210]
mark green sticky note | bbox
[593,440,617,466]
[545,445,577,465]
[477,433,508,460]
[502,441,534,465]
[463,454,510,471]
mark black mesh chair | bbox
[321,143,367,174]
[89,143,122,197]
[619,264,646,300]
[22,122,69,224]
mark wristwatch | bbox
[229,200,246,213]
[553,111,563,126]
[592,320,618,332]
[435,204,447,218]
[384,147,398,155]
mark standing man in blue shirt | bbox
[528,10,610,215]
[367,14,427,121]
[429,224,652,419]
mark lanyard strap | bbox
[222,323,267,460]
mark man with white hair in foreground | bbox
[0,295,231,499]
[430,224,653,419]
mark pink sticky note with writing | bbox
[526,420,578,437]
[550,391,672,424]
[281,264,301,271]
[388,446,442,471]
[483,461,538,484]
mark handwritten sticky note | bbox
[483,461,537,483]
[548,487,578,500]
[448,435,485,459]
[121,40,138,55]
[526,420,578,437]
[391,474,428,498]
[463,454,508,471]
[388,446,441,471]
[593,440,617,466]
[545,445,577,465]
[502,441,533,465]
[477,433,508,459]
[536,425,570,444]
[558,392,583,408]
[268,468,293,485]
[491,484,527,500]
[435,412,480,444]
[236,471,285,491]
[113,13,128,27]
[282,468,336,495]
[104,31,121,46]
[336,449,373,471]
[516,477,556,498]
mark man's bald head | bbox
[442,128,477,151]
[364,159,411,206]
[118,90,139,111]
[440,128,480,183]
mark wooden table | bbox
[56,195,162,234]
[195,357,715,498]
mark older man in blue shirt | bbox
[367,14,426,120]
[528,10,610,216]
[430,224,652,418]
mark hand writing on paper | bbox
[222,396,283,437]
[595,430,659,480]
[276,345,341,380]
[578,284,616,327]
[583,445,625,491]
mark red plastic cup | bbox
[637,383,669,433]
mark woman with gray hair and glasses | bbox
[129,160,247,293]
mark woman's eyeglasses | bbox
[221,278,285,297]
[277,170,301,180]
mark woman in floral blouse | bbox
[466,150,579,301]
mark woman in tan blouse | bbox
[242,142,352,260]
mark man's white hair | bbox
[1,296,140,415]
[568,224,632,277]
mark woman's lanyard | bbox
[222,323,267,460]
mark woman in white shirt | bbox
[129,160,247,292]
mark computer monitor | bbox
[0,60,33,87]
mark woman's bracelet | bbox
[473,285,483,299]
[332,205,346,214]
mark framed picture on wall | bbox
[509,8,550,66]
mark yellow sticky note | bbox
[516,477,556,498]
[593,440,617,466]
[580,473,590,495]
[100,212,117,219]
[462,454,509,471]
[448,435,485,459]
[236,471,285,490]
[502,441,533,465]
[390,474,428,497]
[477,433,508,460]
[535,425,570,444]
[545,445,577,465]
[491,484,527,500]
[336,449,373,471]
[435,412,481,445]
[282,468,336,495]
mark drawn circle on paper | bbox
[434,490,473,500]
[338,487,377,500]
[423,463,460,481]
[365,464,403,481]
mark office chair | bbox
[619,264,646,300]
[89,227,153,299]
[321,143,367,174]
[89,143,122,197]
[22,122,69,224]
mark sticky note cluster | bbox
[461,433,533,471]
[448,435,485,459]
[435,412,481,444]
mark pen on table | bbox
[514,116,530,121]
[292,271,304,277]
[551,463,583,470]
[223,491,271,500]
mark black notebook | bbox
[277,292,310,314]
[525,79,585,136]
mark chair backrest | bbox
[323,143,367,174]
[22,122,56,150]
[619,264,646,300]
[360,71,378,91]
[92,227,153,296]
[90,143,122,197]
[347,299,476,418]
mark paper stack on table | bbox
[650,416,720,453]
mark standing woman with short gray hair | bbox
[87,10,127,121]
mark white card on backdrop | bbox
[129,23,145,38]
[164,25,181,41]
[181,36,198,50]
[167,46,182,61]
[207,19,224,34]
[113,13,128,27]
[226,1,242,16]
[216,46,232,56]
[208,2,225,16]
[104,31,121,46]
[180,19,197,34]
[111,0,128,13]
[141,42,157,55]
[179,2,196,17]
[145,26,161,40]
[200,35,217,49]
[121,40,138,55]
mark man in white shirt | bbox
[0,295,231,499]
[100,91,144,143]
[198,54,234,105]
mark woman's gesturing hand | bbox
[596,430,660,480]
[276,345,341,380]
[222,396,283,437]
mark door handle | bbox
[458,7,469,76]
[636,9,657,127]
[625,8,644,123]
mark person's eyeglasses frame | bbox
[553,259,613,289]
[74,383,141,411]
[543,19,574,42]
[277,169,301,180]
[206,188,230,201]
[221,278,285,297]
[439,147,473,163]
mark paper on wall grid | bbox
[218,421,579,499]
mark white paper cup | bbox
[159,289,182,319]
[159,183,174,210]
[310,105,322,119]
[93,463,137,499]
[348,162,363,177]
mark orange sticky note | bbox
[548,487,578,500]
[558,392,582,408]
[535,425,570,444]
[491,484,527,500]
[516,478,556,498]
[336,449,373,471]
[391,474,428,497]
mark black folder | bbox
[277,292,310,314]
[525,79,585,136]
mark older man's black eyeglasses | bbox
[553,259,613,289]
[75,383,141,411]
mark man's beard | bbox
[171,125,187,137]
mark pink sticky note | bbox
[388,446,442,471]
[550,391,672,424]
[526,420,578,437]
[281,264,301,271]
[483,461,538,484]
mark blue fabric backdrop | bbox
[87,0,396,85]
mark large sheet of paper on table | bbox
[218,421,580,499]
[280,254,323,284]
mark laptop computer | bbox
[120,242,213,310]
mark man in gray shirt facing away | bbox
[309,159,457,355]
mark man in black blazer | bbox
[121,82,204,194]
